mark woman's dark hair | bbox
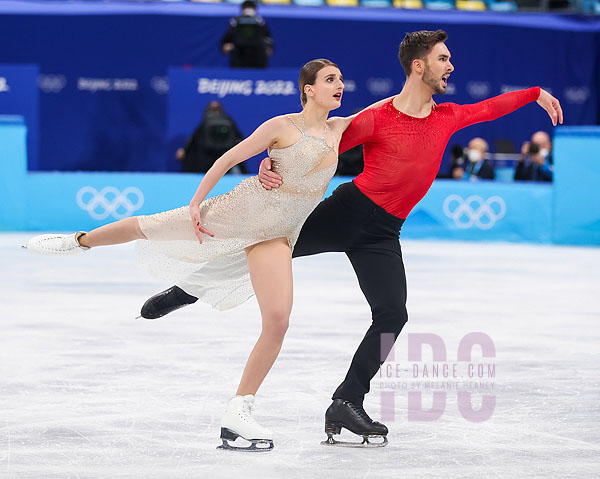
[299,58,339,107]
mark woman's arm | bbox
[189,116,285,242]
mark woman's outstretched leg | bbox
[26,216,147,255]
[78,217,146,248]
[219,237,292,449]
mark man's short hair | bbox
[398,30,448,77]
[241,0,257,9]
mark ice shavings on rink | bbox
[1,234,599,478]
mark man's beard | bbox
[423,63,446,95]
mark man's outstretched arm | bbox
[453,87,563,130]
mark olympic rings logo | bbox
[442,194,506,230]
[76,186,144,220]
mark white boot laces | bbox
[242,399,254,414]
[240,398,257,424]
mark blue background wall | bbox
[0,64,39,169]
[0,2,598,173]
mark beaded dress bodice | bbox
[269,114,337,196]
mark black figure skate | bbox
[321,399,388,448]
[139,286,197,319]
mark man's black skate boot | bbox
[140,286,198,319]
[322,399,388,447]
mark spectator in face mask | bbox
[176,101,247,174]
[514,131,553,182]
[221,0,273,69]
[462,137,495,180]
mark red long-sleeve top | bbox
[339,87,541,218]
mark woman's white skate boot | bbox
[25,232,90,255]
[218,394,274,452]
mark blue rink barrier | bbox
[403,181,554,243]
[1,117,598,245]
[553,126,600,245]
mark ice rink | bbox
[2,233,599,478]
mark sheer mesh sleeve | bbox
[339,108,376,154]
[451,87,540,131]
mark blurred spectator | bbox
[176,101,247,174]
[514,131,553,182]
[445,139,495,180]
[463,137,495,180]
[448,144,467,179]
[221,0,273,69]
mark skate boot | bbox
[25,232,90,255]
[321,399,388,448]
[217,395,274,452]
[139,286,198,319]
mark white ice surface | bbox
[1,233,599,478]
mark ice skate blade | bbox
[320,434,388,448]
[216,428,274,452]
[217,439,274,452]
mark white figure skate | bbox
[217,395,274,452]
[25,232,89,255]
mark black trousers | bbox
[292,182,407,405]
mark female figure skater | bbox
[26,59,388,451]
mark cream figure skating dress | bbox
[136,115,337,311]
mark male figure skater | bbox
[141,30,563,447]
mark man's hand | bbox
[222,43,234,54]
[537,89,563,126]
[189,203,215,244]
[258,157,283,190]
